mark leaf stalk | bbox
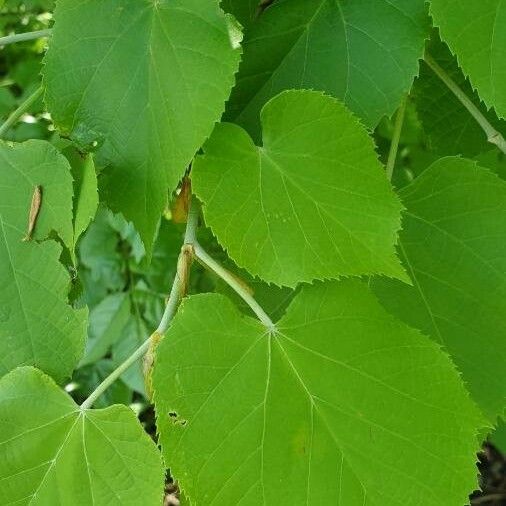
[193,241,276,331]
[0,29,52,47]
[424,52,506,155]
[386,96,407,180]
[0,86,44,138]
[80,198,199,409]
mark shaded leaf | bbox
[430,0,506,119]
[44,0,242,251]
[80,292,131,367]
[373,157,506,421]
[414,35,505,157]
[226,0,429,137]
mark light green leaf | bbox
[0,140,87,381]
[194,90,407,287]
[153,281,483,506]
[43,0,242,251]
[225,0,429,137]
[430,0,506,119]
[64,147,99,253]
[0,367,163,505]
[414,36,505,157]
[373,157,506,421]
[80,292,131,367]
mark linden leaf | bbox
[153,282,483,505]
[0,367,164,505]
[414,35,506,157]
[43,0,241,251]
[0,140,87,381]
[430,0,506,119]
[225,0,429,137]
[373,157,506,421]
[193,90,407,287]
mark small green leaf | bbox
[430,0,506,119]
[373,157,506,421]
[153,282,483,505]
[0,140,87,381]
[194,90,407,287]
[225,0,429,136]
[0,367,164,505]
[43,0,242,251]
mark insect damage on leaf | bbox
[22,185,42,242]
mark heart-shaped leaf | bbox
[0,367,164,505]
[153,282,483,505]
[44,0,241,251]
[193,90,407,287]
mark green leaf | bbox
[0,140,87,381]
[64,147,99,254]
[80,292,131,367]
[194,90,407,287]
[43,0,242,251]
[78,207,126,303]
[414,36,505,157]
[430,0,506,119]
[153,281,483,505]
[490,417,506,453]
[0,367,163,505]
[372,157,506,421]
[225,0,429,137]
[221,0,258,27]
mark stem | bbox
[81,198,199,410]
[80,340,151,410]
[386,96,407,181]
[156,201,199,334]
[0,29,52,47]
[0,86,43,138]
[424,52,506,154]
[193,241,276,331]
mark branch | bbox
[0,29,52,47]
[424,52,506,155]
[193,241,276,332]
[386,95,407,181]
[0,86,43,138]
[80,199,199,410]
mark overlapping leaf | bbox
[43,0,242,251]
[430,0,506,119]
[0,367,163,505]
[194,90,407,287]
[0,140,86,381]
[225,0,429,137]
[373,157,506,421]
[153,281,483,506]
